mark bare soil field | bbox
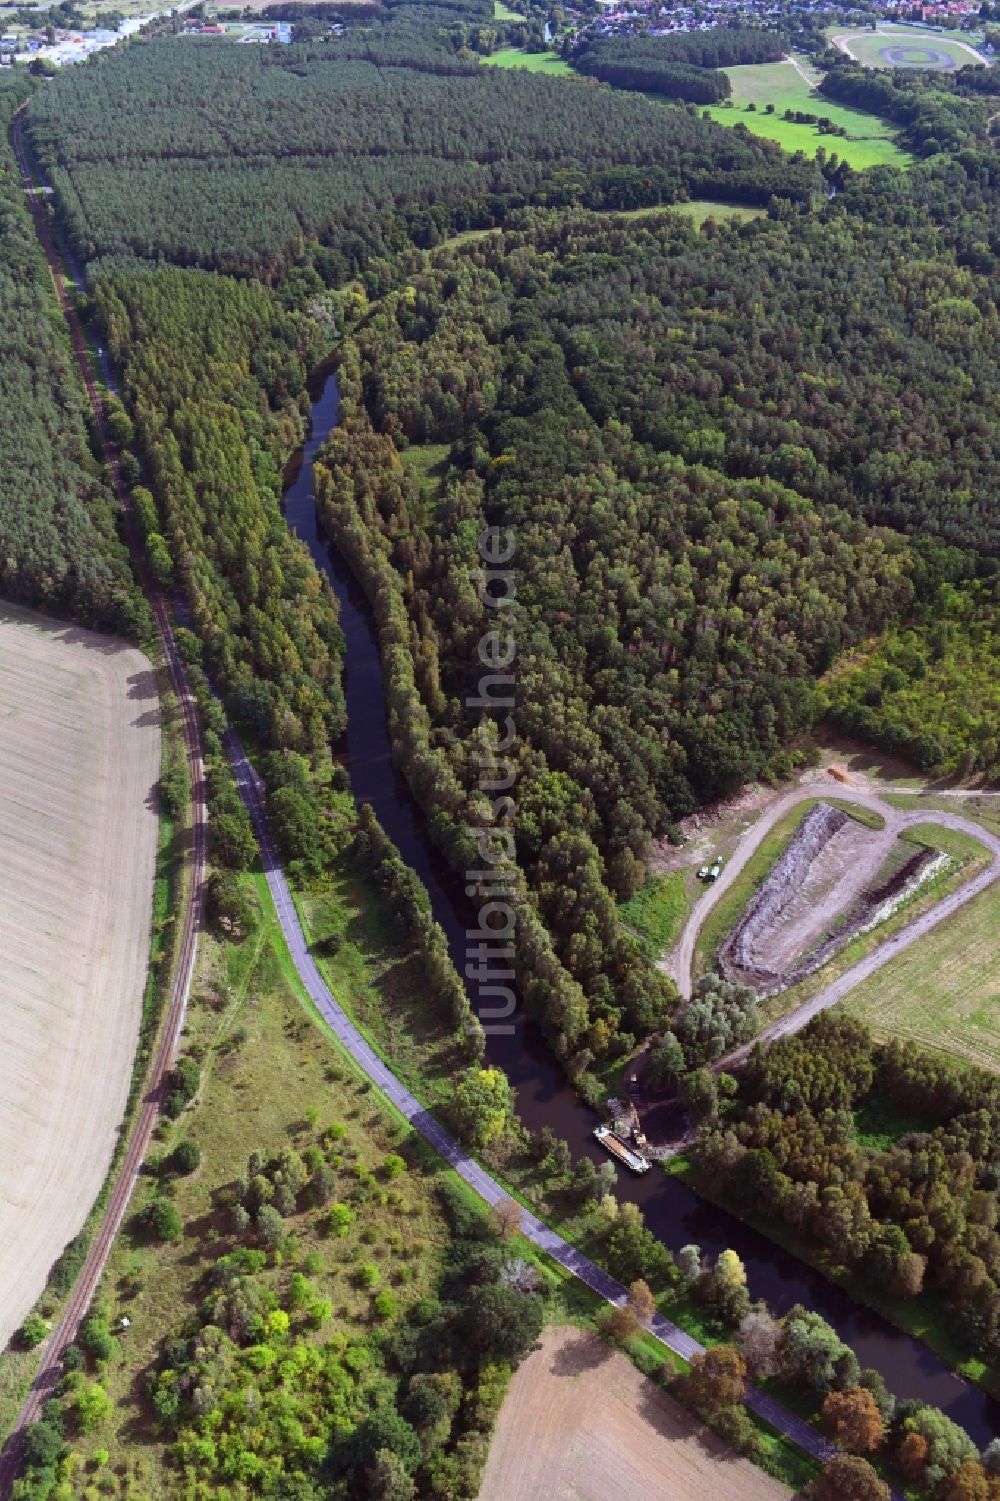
[0,604,159,1349]
[478,1326,790,1501]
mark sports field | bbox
[0,605,159,1348]
[479,1326,791,1501]
[840,875,1000,1072]
[704,60,910,169]
[832,25,986,70]
[481,46,572,74]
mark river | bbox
[283,369,997,1445]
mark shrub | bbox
[373,1290,397,1320]
[137,1198,183,1242]
[19,1313,49,1350]
[79,1315,115,1362]
[166,1138,201,1176]
[327,1202,354,1237]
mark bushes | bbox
[164,1138,201,1176]
[205,870,255,936]
[163,1056,201,1118]
[137,1197,183,1242]
[18,1313,49,1350]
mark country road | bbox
[661,770,1000,1066]
[225,730,848,1476]
[0,110,207,1500]
[2,104,925,1495]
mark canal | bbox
[284,368,997,1445]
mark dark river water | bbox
[283,369,997,1445]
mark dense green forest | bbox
[0,77,144,634]
[693,1014,1000,1368]
[573,29,787,104]
[93,266,347,755]
[310,172,1000,1070]
[6,3,1000,1494]
[824,582,1000,779]
[23,0,997,1088]
[24,34,819,275]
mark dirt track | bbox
[830,29,988,66]
[479,1326,790,1501]
[0,605,159,1349]
[662,770,1000,1053]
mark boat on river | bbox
[594,1123,651,1174]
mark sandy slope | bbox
[479,1326,790,1501]
[0,604,159,1347]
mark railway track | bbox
[0,108,207,1498]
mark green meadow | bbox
[704,60,911,169]
[481,47,573,75]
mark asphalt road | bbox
[226,729,849,1472]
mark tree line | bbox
[573,28,788,105]
[0,76,146,637]
[92,265,347,757]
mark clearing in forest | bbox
[704,60,911,168]
[0,604,159,1349]
[479,1326,790,1501]
[480,47,573,74]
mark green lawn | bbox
[400,440,450,521]
[493,0,522,17]
[675,198,766,227]
[619,871,690,956]
[831,24,986,70]
[480,47,573,75]
[703,60,911,169]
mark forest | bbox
[824,581,1000,780]
[92,266,347,756]
[692,1013,1000,1370]
[0,77,145,635]
[24,34,818,275]
[308,167,1000,1074]
[7,0,1000,1472]
[573,29,787,104]
[16,0,998,1095]
[818,59,991,155]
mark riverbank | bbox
[272,366,999,1447]
[665,1155,998,1398]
